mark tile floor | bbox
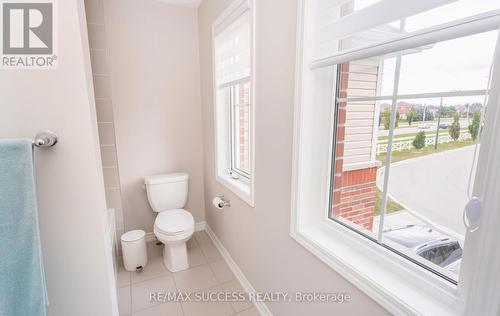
[117,231,259,316]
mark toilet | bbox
[144,172,194,272]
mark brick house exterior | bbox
[237,83,250,173]
[331,61,381,230]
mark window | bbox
[213,0,254,205]
[330,30,497,283]
[292,0,500,314]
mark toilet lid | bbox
[155,209,194,235]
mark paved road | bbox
[377,145,478,237]
[378,119,469,137]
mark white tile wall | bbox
[100,144,118,166]
[97,122,116,145]
[84,0,105,24]
[96,99,114,122]
[103,167,121,188]
[87,24,107,49]
[92,75,112,98]
[90,50,109,74]
[84,0,125,255]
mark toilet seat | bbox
[154,209,194,236]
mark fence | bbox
[376,132,472,155]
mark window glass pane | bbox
[352,0,380,11]
[330,30,496,283]
[405,0,500,32]
[325,1,500,55]
[231,81,251,176]
[382,94,483,281]
[397,31,497,95]
[330,59,394,237]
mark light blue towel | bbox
[0,139,48,316]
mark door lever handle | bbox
[463,196,481,232]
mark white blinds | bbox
[310,0,454,61]
[214,10,251,88]
[311,8,500,68]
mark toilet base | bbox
[163,242,189,272]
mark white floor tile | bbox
[234,307,260,316]
[117,285,131,315]
[187,236,198,249]
[131,256,170,284]
[115,230,253,316]
[209,259,235,284]
[131,275,176,312]
[220,280,252,313]
[187,247,207,268]
[193,231,212,246]
[199,243,223,262]
[117,264,131,288]
[132,301,183,316]
[146,241,163,259]
[181,287,234,316]
[173,264,218,291]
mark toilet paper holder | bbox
[213,196,231,209]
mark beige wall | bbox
[198,0,389,315]
[0,0,117,315]
[102,0,206,232]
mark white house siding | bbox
[343,58,380,166]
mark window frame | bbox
[329,62,493,284]
[291,1,500,315]
[212,0,255,207]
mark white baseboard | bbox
[205,224,273,316]
[145,221,207,243]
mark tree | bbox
[439,106,457,118]
[384,118,390,130]
[449,113,461,141]
[468,109,481,141]
[412,109,434,122]
[413,131,426,149]
[381,111,398,130]
[407,111,414,126]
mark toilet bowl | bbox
[145,172,194,272]
[153,209,194,272]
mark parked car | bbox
[439,123,449,129]
[418,124,430,129]
[383,225,462,271]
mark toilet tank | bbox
[144,173,188,212]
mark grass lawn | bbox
[374,187,403,216]
[376,140,475,166]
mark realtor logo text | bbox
[1,1,57,68]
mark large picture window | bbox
[291,0,500,314]
[329,30,496,283]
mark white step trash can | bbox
[121,230,148,272]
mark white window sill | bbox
[290,219,462,316]
[343,160,382,172]
[216,174,254,207]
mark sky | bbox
[354,0,500,107]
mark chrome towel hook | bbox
[33,131,58,148]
